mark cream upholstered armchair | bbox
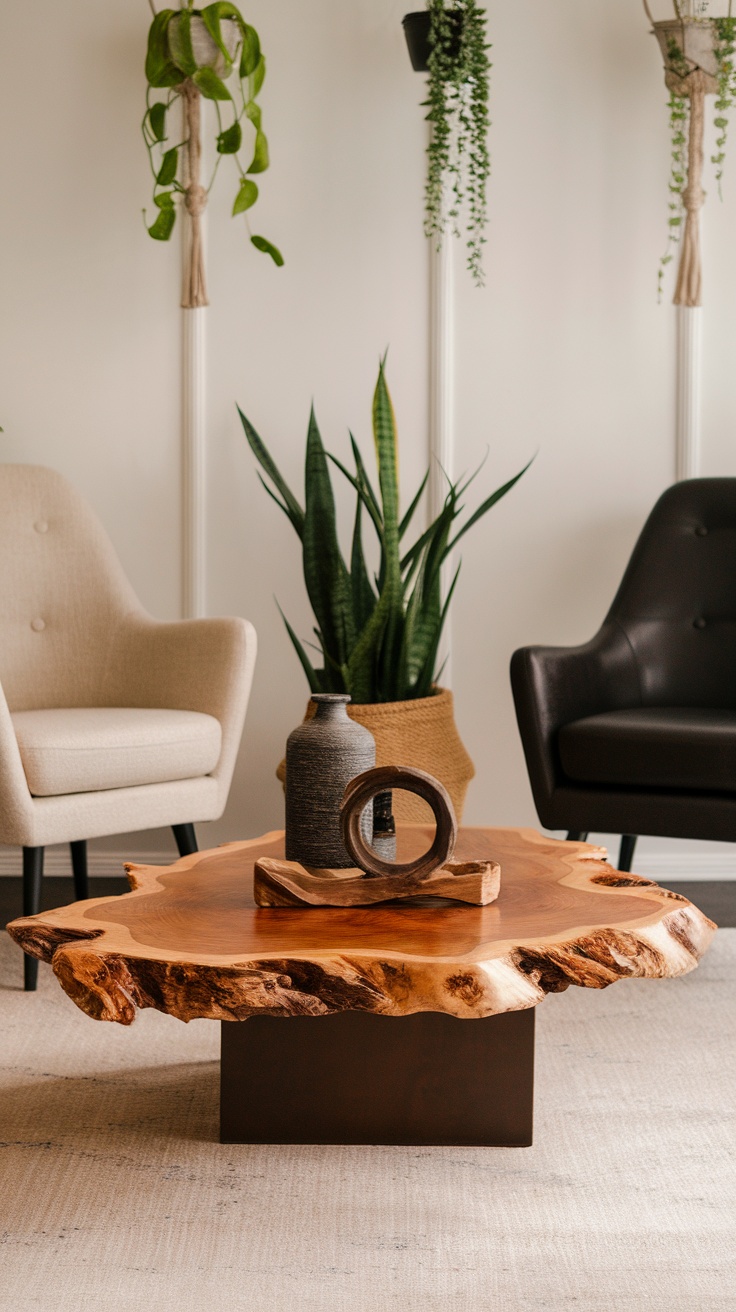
[0,465,256,990]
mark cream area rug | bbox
[0,929,734,1312]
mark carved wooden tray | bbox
[253,856,501,907]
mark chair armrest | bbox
[0,680,34,845]
[110,615,257,810]
[510,622,641,821]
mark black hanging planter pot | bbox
[402,10,463,73]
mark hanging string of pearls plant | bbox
[403,0,491,287]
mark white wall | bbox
[1,0,735,877]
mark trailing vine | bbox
[658,38,690,300]
[142,1,282,265]
[712,14,736,196]
[424,0,491,287]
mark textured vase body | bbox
[285,694,376,868]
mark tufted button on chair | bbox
[511,479,736,872]
[0,465,257,989]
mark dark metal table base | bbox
[220,1008,535,1146]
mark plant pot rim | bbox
[653,16,719,29]
[345,686,453,714]
[170,9,238,19]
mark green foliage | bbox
[658,11,736,297]
[424,0,491,287]
[250,234,284,265]
[239,360,529,704]
[712,16,736,196]
[658,85,688,301]
[142,1,281,265]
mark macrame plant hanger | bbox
[181,77,209,310]
[643,0,723,478]
[180,60,207,619]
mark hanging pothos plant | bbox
[143,1,282,268]
[404,1,491,287]
[647,0,736,299]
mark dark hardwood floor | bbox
[1,877,734,929]
[668,881,735,927]
[1,876,128,927]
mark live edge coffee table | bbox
[8,827,715,1148]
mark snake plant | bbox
[239,360,528,704]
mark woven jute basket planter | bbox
[277,687,475,824]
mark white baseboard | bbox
[634,853,736,882]
[0,846,733,881]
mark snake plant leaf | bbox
[217,121,242,154]
[145,11,180,87]
[256,473,293,523]
[251,235,284,266]
[167,9,197,76]
[156,148,179,186]
[395,565,426,697]
[317,636,351,694]
[446,458,534,556]
[276,603,322,694]
[345,593,388,702]
[350,498,377,635]
[399,531,451,695]
[327,451,384,542]
[303,408,355,673]
[412,562,461,698]
[148,204,177,241]
[251,56,266,97]
[232,178,258,215]
[399,470,429,540]
[192,67,232,101]
[247,130,270,174]
[200,2,243,71]
[148,102,167,142]
[371,362,403,681]
[400,483,457,573]
[350,434,383,530]
[240,24,261,77]
[237,406,305,537]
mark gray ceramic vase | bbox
[285,694,376,868]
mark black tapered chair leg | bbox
[617,834,638,872]
[566,831,589,842]
[22,846,44,992]
[172,823,198,857]
[70,839,89,901]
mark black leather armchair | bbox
[511,479,736,870]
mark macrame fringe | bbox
[674,71,707,308]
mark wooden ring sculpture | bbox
[341,765,457,883]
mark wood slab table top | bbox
[7,827,716,1026]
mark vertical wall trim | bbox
[675,305,702,482]
[182,305,206,618]
[428,229,455,687]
